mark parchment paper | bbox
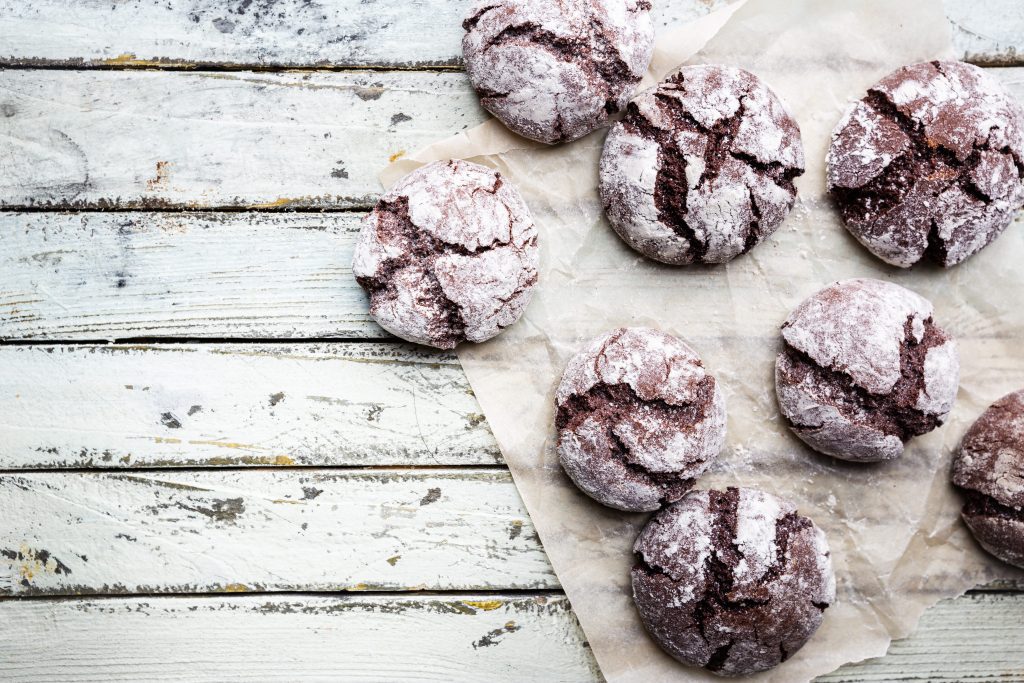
[381,1,1024,680]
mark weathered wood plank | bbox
[0,592,1021,682]
[820,592,1024,682]
[0,212,380,339]
[946,0,1024,66]
[0,469,555,596]
[0,70,484,210]
[0,0,731,70]
[0,0,1015,69]
[0,593,601,683]
[2,68,1022,211]
[0,343,499,469]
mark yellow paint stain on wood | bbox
[14,544,66,584]
[187,439,265,451]
[389,150,406,162]
[224,583,250,592]
[274,455,296,466]
[153,437,181,444]
[462,600,503,611]
[271,499,304,505]
[251,197,295,209]
[386,555,400,566]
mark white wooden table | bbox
[1,1,1023,680]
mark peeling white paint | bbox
[0,469,554,596]
[0,342,499,468]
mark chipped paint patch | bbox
[472,620,520,649]
[5,545,73,586]
[224,583,250,592]
[103,53,197,69]
[146,161,172,190]
[386,555,401,566]
[419,487,441,506]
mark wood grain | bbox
[0,343,499,469]
[0,70,484,210]
[0,593,600,683]
[0,0,1015,69]
[0,469,555,596]
[0,591,1021,682]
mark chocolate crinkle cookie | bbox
[352,160,539,349]
[632,487,835,676]
[828,60,1024,268]
[600,64,805,265]
[952,389,1024,568]
[775,279,959,462]
[462,0,655,144]
[555,327,726,512]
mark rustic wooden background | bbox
[1,0,1023,680]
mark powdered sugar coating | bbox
[952,389,1024,568]
[600,65,805,265]
[462,0,655,144]
[632,487,835,676]
[555,327,726,512]
[776,279,959,462]
[828,60,1024,268]
[352,160,539,349]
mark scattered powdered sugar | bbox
[781,278,933,394]
[916,341,960,416]
[352,160,539,349]
[462,0,654,144]
[599,64,805,265]
[732,488,785,584]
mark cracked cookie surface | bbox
[775,278,959,462]
[952,389,1024,568]
[462,0,654,144]
[555,327,726,512]
[352,160,539,349]
[632,487,835,676]
[599,64,805,265]
[828,60,1024,268]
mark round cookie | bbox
[600,64,805,265]
[632,487,835,676]
[555,327,726,512]
[952,389,1024,568]
[775,279,959,462]
[828,60,1024,268]
[352,160,539,349]
[462,0,655,145]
